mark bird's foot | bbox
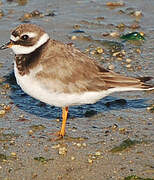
[49,131,65,141]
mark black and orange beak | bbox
[0,41,13,50]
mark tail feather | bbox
[102,73,154,90]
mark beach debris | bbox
[120,32,145,41]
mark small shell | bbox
[58,147,67,155]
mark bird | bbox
[0,23,153,138]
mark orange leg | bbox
[59,107,69,137]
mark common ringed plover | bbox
[0,24,154,137]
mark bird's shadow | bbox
[4,71,150,119]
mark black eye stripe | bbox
[21,35,29,40]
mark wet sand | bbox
[0,0,154,179]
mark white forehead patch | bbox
[10,33,49,55]
[10,35,20,42]
[21,32,37,38]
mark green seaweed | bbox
[0,153,7,161]
[34,156,53,163]
[110,138,141,153]
[120,32,145,41]
[124,175,154,180]
[30,124,46,132]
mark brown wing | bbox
[36,39,153,93]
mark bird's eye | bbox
[21,35,29,40]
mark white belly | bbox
[14,63,143,107]
[14,63,114,107]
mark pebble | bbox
[73,24,81,30]
[134,10,142,17]
[126,58,132,63]
[95,151,101,156]
[136,48,141,54]
[130,23,140,29]
[3,84,10,89]
[88,159,93,164]
[28,130,34,136]
[10,140,15,145]
[119,128,126,134]
[52,144,60,149]
[4,105,11,111]
[82,143,87,147]
[11,152,16,157]
[108,64,115,70]
[0,9,4,18]
[1,91,6,95]
[71,156,75,160]
[117,57,123,61]
[112,52,120,57]
[0,77,4,83]
[58,147,67,155]
[121,50,126,55]
[126,64,132,68]
[71,35,77,40]
[106,2,125,7]
[0,110,6,115]
[96,47,104,54]
[44,145,49,152]
[110,32,120,37]
[147,105,154,113]
[117,23,125,29]
[76,143,82,147]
